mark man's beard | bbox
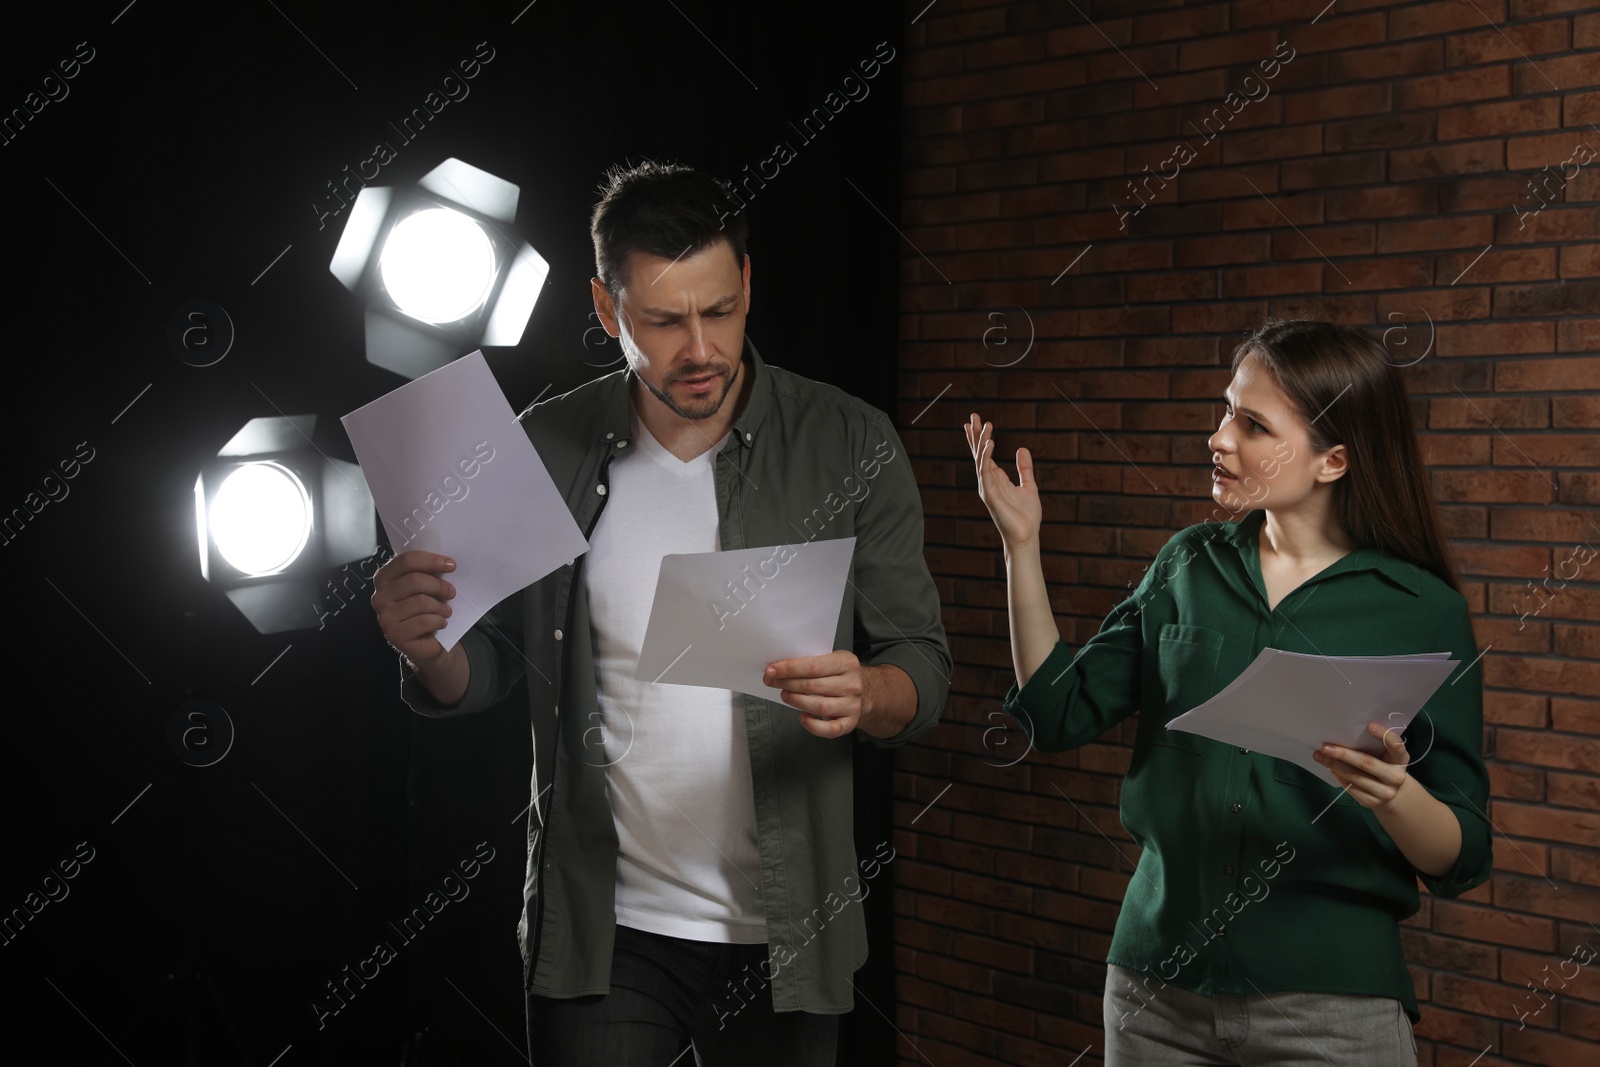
[638,357,740,421]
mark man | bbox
[371,161,949,1065]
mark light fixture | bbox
[195,415,377,633]
[329,157,550,379]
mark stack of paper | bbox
[1166,648,1461,787]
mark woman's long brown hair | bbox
[1231,319,1462,595]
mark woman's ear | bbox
[1316,443,1350,483]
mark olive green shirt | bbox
[1004,508,1491,1021]
[398,338,950,1013]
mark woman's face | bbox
[1206,350,1344,514]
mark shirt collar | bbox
[1220,508,1426,597]
[606,335,771,451]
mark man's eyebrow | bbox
[638,294,740,317]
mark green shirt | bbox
[398,338,950,1013]
[1003,508,1491,1021]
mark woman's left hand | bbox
[1313,722,1412,811]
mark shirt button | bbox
[606,432,615,440]
[1230,803,1242,814]
[554,629,563,641]
[1223,865,1233,876]
[567,559,574,567]
[745,432,752,441]
[1238,747,1250,755]
[1217,925,1227,936]
[617,441,627,448]
[597,484,607,495]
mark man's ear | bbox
[591,277,622,338]
[1316,442,1349,483]
[741,254,752,317]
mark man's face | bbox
[590,241,751,421]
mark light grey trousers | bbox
[1103,963,1417,1066]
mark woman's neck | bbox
[1259,505,1357,569]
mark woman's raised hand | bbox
[965,413,1042,549]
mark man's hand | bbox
[371,550,458,667]
[765,653,915,740]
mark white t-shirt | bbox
[583,404,766,943]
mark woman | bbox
[965,319,1491,1065]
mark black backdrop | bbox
[2,2,906,1063]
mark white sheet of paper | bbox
[633,538,857,701]
[340,350,588,650]
[1166,647,1460,787]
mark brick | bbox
[1444,247,1558,287]
[1495,279,1600,318]
[1219,263,1322,297]
[1554,397,1600,430]
[1506,131,1598,172]
[1178,30,1279,73]
[1394,66,1512,110]
[1221,192,1323,229]
[1429,396,1549,429]
[1548,772,1600,809]
[1377,215,1496,254]
[1082,39,1179,83]
[1581,12,1600,49]
[1438,173,1533,214]
[1390,139,1506,180]
[1283,83,1392,124]
[1550,332,1600,370]
[1497,358,1600,391]
[1043,19,1131,57]
[1499,205,1600,244]
[1327,184,1438,220]
[1513,52,1600,95]
[1126,271,1217,303]
[1499,729,1600,776]
[1177,161,1286,203]
[1173,233,1270,267]
[1337,253,1435,289]
[1329,41,1444,82]
[1223,125,1323,164]
[1411,1003,1501,1049]
[1281,151,1386,190]
[1130,5,1230,44]
[1419,433,1491,466]
[1432,471,1555,504]
[1437,98,1562,140]
[1271,224,1375,260]
[922,7,1008,46]
[1444,20,1570,67]
[1390,1,1509,40]
[962,34,1046,71]
[1560,243,1600,278]
[1327,113,1436,153]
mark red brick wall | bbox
[891,2,1600,1065]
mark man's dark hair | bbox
[590,160,749,299]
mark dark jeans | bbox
[525,923,840,1066]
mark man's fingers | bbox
[766,652,850,680]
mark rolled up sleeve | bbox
[851,416,951,748]
[1411,604,1493,898]
[398,588,528,718]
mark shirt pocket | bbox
[1151,623,1226,754]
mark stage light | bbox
[195,415,377,634]
[210,462,314,577]
[330,157,549,379]
[379,207,498,324]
